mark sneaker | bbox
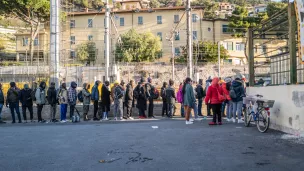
[30,120,35,123]
[194,118,202,121]
[226,118,231,122]
[18,121,22,123]
[93,117,99,121]
[114,117,118,121]
[103,118,109,121]
[218,122,223,125]
[53,119,59,123]
[0,120,6,124]
[186,121,194,125]
[60,120,67,123]
[209,122,217,125]
[190,118,194,122]
[12,121,16,124]
[232,118,236,123]
[238,119,244,124]
[129,117,134,120]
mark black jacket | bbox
[231,80,245,102]
[165,86,176,104]
[0,89,5,104]
[195,84,205,99]
[47,87,57,105]
[101,84,111,105]
[136,85,147,110]
[19,88,33,106]
[125,84,133,101]
[7,88,20,104]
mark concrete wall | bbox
[247,85,304,136]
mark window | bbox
[157,50,163,58]
[175,32,180,40]
[34,38,39,46]
[193,31,197,40]
[226,42,233,50]
[88,19,93,28]
[224,59,233,63]
[70,51,75,58]
[157,16,162,24]
[262,45,267,53]
[222,25,229,33]
[175,47,180,56]
[70,20,75,28]
[88,35,93,41]
[120,17,124,26]
[174,15,179,23]
[236,43,245,51]
[138,16,143,25]
[157,32,162,41]
[192,14,197,22]
[70,36,75,45]
[22,38,28,46]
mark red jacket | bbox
[222,83,231,101]
[204,84,223,104]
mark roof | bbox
[68,6,204,16]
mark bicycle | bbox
[243,94,275,133]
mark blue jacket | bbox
[91,81,99,101]
[231,80,245,102]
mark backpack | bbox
[31,89,37,101]
[153,88,159,99]
[161,87,166,99]
[78,91,83,102]
[229,87,237,99]
[133,85,140,99]
[177,90,183,103]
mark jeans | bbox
[70,104,76,118]
[181,104,185,117]
[22,105,34,121]
[148,98,154,117]
[50,105,56,120]
[162,101,168,116]
[0,103,3,121]
[221,102,226,116]
[198,99,203,116]
[211,103,222,123]
[191,102,199,119]
[226,101,233,119]
[114,99,123,118]
[232,101,243,120]
[60,104,68,121]
[167,103,175,117]
[37,104,44,121]
[9,102,21,122]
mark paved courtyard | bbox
[0,118,303,171]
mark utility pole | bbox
[218,41,221,78]
[171,39,175,80]
[104,0,110,81]
[186,0,193,79]
[248,27,255,86]
[289,2,297,84]
[50,0,60,88]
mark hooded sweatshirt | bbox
[82,83,91,105]
[19,84,33,106]
[222,82,231,101]
[35,82,46,105]
[91,81,100,101]
[231,79,245,102]
[204,77,223,105]
[47,84,57,105]
[68,82,77,105]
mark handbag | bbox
[216,88,225,103]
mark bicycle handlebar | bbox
[255,94,263,98]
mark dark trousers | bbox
[198,99,203,116]
[9,102,21,122]
[70,104,76,118]
[93,100,98,118]
[22,105,33,121]
[207,103,212,116]
[211,104,222,123]
[125,100,133,118]
[148,98,154,117]
[37,104,44,121]
[162,101,168,116]
[139,108,146,117]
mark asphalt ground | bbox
[0,118,303,171]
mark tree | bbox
[115,29,162,62]
[76,41,96,64]
[180,41,229,62]
[159,0,172,7]
[266,2,288,18]
[191,0,219,19]
[150,0,161,8]
[175,0,183,6]
[0,0,50,65]
[228,6,267,37]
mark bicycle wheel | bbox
[256,109,270,133]
[244,107,252,127]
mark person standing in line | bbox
[6,82,22,123]
[204,77,224,125]
[205,76,213,116]
[161,82,168,117]
[222,78,233,122]
[101,81,111,120]
[231,77,245,123]
[176,82,184,117]
[182,78,196,124]
[114,80,125,120]
[146,77,155,118]
[35,81,47,123]
[196,79,205,116]
[124,80,134,120]
[19,84,34,123]
[137,79,147,119]
[0,83,6,123]
[47,82,58,123]
[191,82,199,121]
[165,79,176,118]
[58,83,68,123]
[68,82,77,120]
[91,80,101,121]
[82,83,91,121]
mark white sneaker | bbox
[60,120,66,123]
[114,117,117,121]
[190,119,194,122]
[232,118,236,123]
[226,118,231,122]
[238,119,244,124]
[194,118,201,121]
[129,117,134,120]
[186,121,194,125]
[103,118,109,121]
